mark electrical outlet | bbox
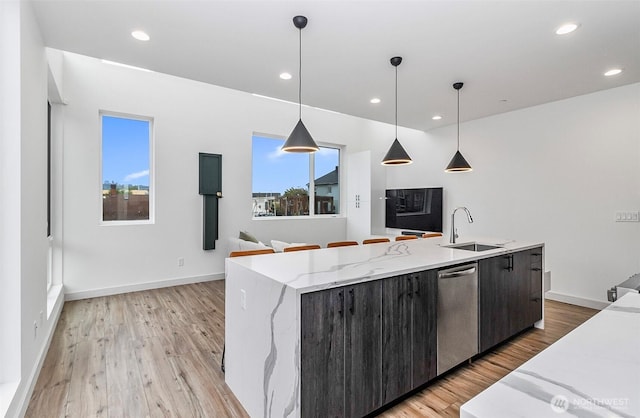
[177,257,184,267]
[240,289,247,310]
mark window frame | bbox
[251,133,344,220]
[99,110,155,226]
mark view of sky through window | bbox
[102,114,151,221]
[252,135,338,195]
[102,115,150,187]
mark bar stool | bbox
[395,235,418,241]
[363,238,391,244]
[327,241,359,248]
[283,244,322,252]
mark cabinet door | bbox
[301,288,345,418]
[345,280,382,418]
[478,255,512,352]
[510,250,532,335]
[382,275,412,403]
[528,248,543,325]
[346,151,372,242]
[411,270,437,388]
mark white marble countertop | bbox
[226,236,543,293]
[461,292,640,418]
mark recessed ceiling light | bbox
[432,115,442,120]
[604,68,623,77]
[370,98,381,104]
[555,23,579,35]
[279,72,292,80]
[131,30,150,41]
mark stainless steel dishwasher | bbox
[437,262,478,375]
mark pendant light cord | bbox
[298,27,302,120]
[395,65,398,139]
[457,88,460,150]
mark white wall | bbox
[59,52,404,297]
[386,83,640,304]
[0,1,65,416]
[0,0,23,399]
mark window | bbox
[252,134,340,217]
[101,113,153,222]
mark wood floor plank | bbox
[65,338,108,417]
[104,323,150,418]
[26,282,597,418]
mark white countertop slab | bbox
[460,292,640,418]
[226,236,543,293]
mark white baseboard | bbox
[64,272,225,301]
[545,290,610,310]
[9,286,65,418]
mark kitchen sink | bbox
[443,242,502,252]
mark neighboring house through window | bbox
[252,134,341,217]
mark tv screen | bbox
[385,188,443,232]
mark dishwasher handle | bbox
[438,267,476,279]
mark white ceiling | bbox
[32,0,640,131]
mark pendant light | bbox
[445,82,472,172]
[282,15,319,153]
[381,56,412,166]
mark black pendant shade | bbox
[382,56,412,166]
[445,150,472,172]
[445,82,472,172]
[283,119,318,152]
[282,15,319,153]
[382,138,412,165]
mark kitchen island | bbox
[224,236,544,417]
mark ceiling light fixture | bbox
[282,15,319,153]
[604,68,623,76]
[555,23,579,35]
[280,72,292,80]
[432,115,442,120]
[445,82,472,173]
[381,56,412,166]
[131,30,150,41]
[370,98,381,104]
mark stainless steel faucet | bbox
[450,207,473,243]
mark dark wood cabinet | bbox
[528,249,543,325]
[300,287,345,418]
[382,274,413,403]
[381,270,437,403]
[301,280,382,418]
[479,247,544,352]
[302,270,437,417]
[479,254,513,352]
[410,270,437,388]
[345,281,382,417]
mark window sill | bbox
[47,284,63,319]
[252,214,345,221]
[99,219,154,227]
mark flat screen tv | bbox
[385,187,443,232]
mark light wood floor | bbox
[26,280,597,418]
